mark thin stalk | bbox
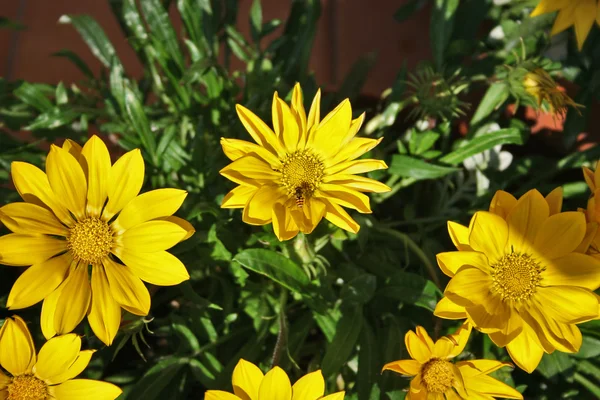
[271,289,289,367]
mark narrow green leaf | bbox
[389,154,460,180]
[321,305,363,377]
[52,50,95,78]
[440,128,525,166]
[430,0,459,69]
[250,0,263,43]
[139,0,185,69]
[340,274,377,305]
[125,357,187,400]
[14,83,54,112]
[55,82,68,105]
[470,82,510,126]
[380,271,440,311]
[59,14,120,68]
[233,249,309,293]
[123,83,157,163]
[357,320,380,400]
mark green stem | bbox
[271,289,289,367]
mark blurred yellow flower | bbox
[0,135,194,346]
[434,189,600,373]
[523,68,582,117]
[531,0,599,50]
[204,359,344,400]
[220,83,390,241]
[0,315,122,400]
[382,323,523,400]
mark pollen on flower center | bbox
[491,252,543,302]
[421,358,454,393]
[280,150,324,206]
[68,217,114,265]
[7,375,48,400]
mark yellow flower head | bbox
[0,316,122,400]
[0,135,194,346]
[434,188,600,373]
[531,0,600,50]
[382,323,523,400]
[204,359,344,400]
[522,68,582,117]
[219,83,390,241]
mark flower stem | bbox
[271,289,289,367]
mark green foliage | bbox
[2,0,600,399]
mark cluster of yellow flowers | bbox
[0,83,598,399]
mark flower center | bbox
[7,375,48,400]
[67,217,113,265]
[421,359,454,394]
[280,150,324,208]
[491,252,543,302]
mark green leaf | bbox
[440,128,525,166]
[389,155,460,180]
[123,83,157,163]
[537,351,575,379]
[125,357,187,400]
[232,249,310,294]
[340,274,377,305]
[52,50,95,78]
[26,109,79,130]
[379,271,440,311]
[409,130,440,155]
[139,0,185,69]
[250,0,263,43]
[55,82,68,105]
[59,14,120,68]
[357,320,380,400]
[470,83,510,126]
[321,305,363,377]
[430,0,459,69]
[13,83,54,112]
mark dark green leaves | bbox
[440,128,525,165]
[59,14,120,67]
[321,305,363,377]
[430,0,459,69]
[389,155,460,180]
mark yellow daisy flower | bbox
[219,83,391,241]
[434,189,600,372]
[382,323,523,400]
[204,358,344,400]
[522,68,582,117]
[531,0,599,50]
[0,135,194,346]
[0,315,122,399]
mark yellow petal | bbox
[551,6,576,36]
[46,145,87,220]
[461,372,523,399]
[7,253,71,309]
[257,367,292,400]
[112,188,187,233]
[11,161,73,226]
[289,198,326,235]
[46,350,94,385]
[468,212,508,263]
[0,203,69,236]
[205,392,243,400]
[325,159,388,176]
[340,113,366,146]
[320,197,360,234]
[220,138,281,168]
[521,304,581,353]
[530,0,569,16]
[444,267,493,308]
[222,185,257,209]
[62,139,82,159]
[487,307,523,347]
[49,379,122,400]
[158,216,195,241]
[506,323,544,373]
[33,334,80,381]
[272,202,300,241]
[41,286,62,339]
[117,220,187,253]
[103,149,144,220]
[88,266,121,346]
[0,369,10,388]
[220,155,280,187]
[232,359,264,400]
[236,104,284,158]
[311,99,352,158]
[323,174,390,193]
[104,258,150,316]
[488,190,517,219]
[433,297,468,320]
[0,234,67,266]
[583,167,595,192]
[317,184,371,214]
[381,359,421,376]
[291,370,324,400]
[574,221,596,253]
[533,286,598,324]
[328,137,383,167]
[444,322,472,358]
[320,392,345,400]
[447,221,471,251]
[0,316,36,376]
[81,135,111,217]
[574,1,596,50]
[436,251,489,277]
[415,326,435,354]
[242,186,282,225]
[545,187,563,215]
[275,96,300,153]
[544,252,600,289]
[506,190,549,255]
[533,212,586,260]
[404,330,432,364]
[457,359,513,377]
[465,296,510,332]
[306,89,321,131]
[118,250,190,286]
[54,264,91,335]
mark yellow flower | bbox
[219,83,390,241]
[0,135,194,346]
[522,68,582,117]
[204,359,344,400]
[434,189,600,373]
[0,315,122,400]
[531,0,599,50]
[382,323,523,400]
